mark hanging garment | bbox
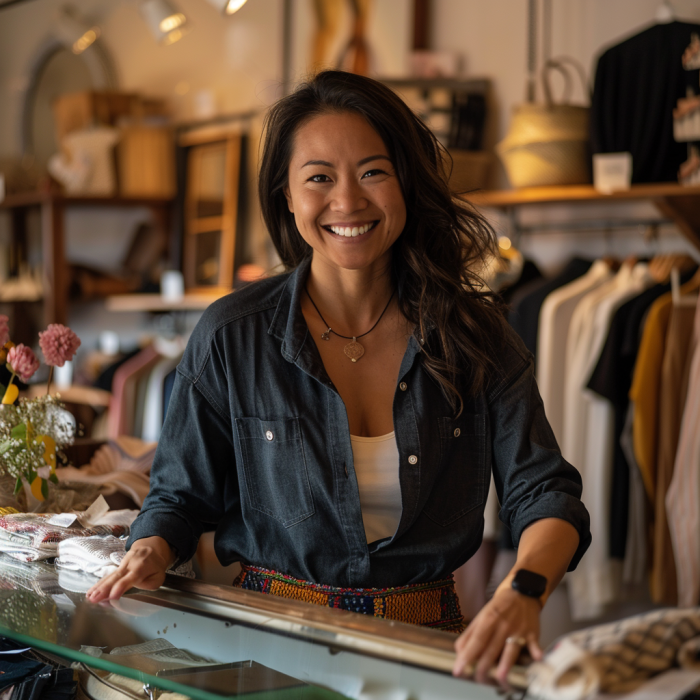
[587,278,686,561]
[537,260,613,445]
[619,404,647,586]
[509,257,592,359]
[141,355,182,442]
[108,345,161,438]
[591,21,700,183]
[565,262,653,620]
[652,301,697,604]
[666,297,700,607]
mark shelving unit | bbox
[0,189,174,325]
[466,183,700,252]
[105,290,228,313]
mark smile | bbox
[322,221,378,238]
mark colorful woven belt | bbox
[233,563,466,633]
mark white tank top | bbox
[350,431,402,543]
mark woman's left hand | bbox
[452,586,543,686]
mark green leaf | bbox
[0,440,11,455]
[40,479,48,499]
[10,423,26,440]
[49,473,58,484]
[0,384,6,397]
[13,476,21,495]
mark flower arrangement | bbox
[0,318,81,503]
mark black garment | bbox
[129,257,591,588]
[587,272,695,558]
[591,21,700,183]
[93,349,140,392]
[500,259,544,308]
[509,258,593,359]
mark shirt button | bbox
[408,455,418,465]
[454,428,461,438]
[265,430,274,441]
[399,382,408,391]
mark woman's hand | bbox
[86,536,175,603]
[452,586,543,686]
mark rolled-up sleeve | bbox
[127,369,236,566]
[489,350,591,571]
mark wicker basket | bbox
[497,58,591,188]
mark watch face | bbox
[512,569,547,597]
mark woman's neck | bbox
[305,255,395,336]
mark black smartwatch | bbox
[511,569,547,601]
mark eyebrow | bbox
[300,154,392,168]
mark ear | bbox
[283,185,294,213]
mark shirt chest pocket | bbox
[235,417,315,527]
[422,413,488,527]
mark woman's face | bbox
[284,111,407,273]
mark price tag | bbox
[46,513,78,528]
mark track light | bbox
[140,0,191,45]
[206,0,248,16]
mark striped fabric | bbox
[233,563,466,633]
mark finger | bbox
[495,638,523,687]
[474,634,507,685]
[453,622,496,677]
[454,624,474,652]
[527,633,543,662]
[108,571,143,600]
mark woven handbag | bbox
[497,57,591,188]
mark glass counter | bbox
[0,555,506,700]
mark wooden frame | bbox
[183,134,241,293]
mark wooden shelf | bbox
[0,189,175,326]
[23,384,111,407]
[106,291,229,312]
[465,183,700,251]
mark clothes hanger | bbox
[671,265,700,305]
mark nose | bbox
[330,177,368,214]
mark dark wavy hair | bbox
[259,70,505,412]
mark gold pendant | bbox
[344,337,365,363]
[321,328,331,341]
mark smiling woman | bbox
[87,70,591,689]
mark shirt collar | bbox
[267,256,313,361]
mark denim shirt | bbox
[129,257,591,588]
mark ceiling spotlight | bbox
[140,0,191,44]
[55,7,101,55]
[206,0,248,15]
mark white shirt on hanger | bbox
[566,263,653,620]
[537,260,613,446]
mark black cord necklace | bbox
[305,286,395,363]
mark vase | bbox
[21,477,43,513]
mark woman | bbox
[88,70,590,685]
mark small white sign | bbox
[594,152,633,194]
[47,512,78,528]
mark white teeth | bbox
[328,223,374,236]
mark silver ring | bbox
[505,636,527,647]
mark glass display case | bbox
[0,555,507,700]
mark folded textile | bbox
[528,608,700,698]
[0,512,134,562]
[55,534,195,580]
[56,436,156,507]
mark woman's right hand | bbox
[86,536,175,603]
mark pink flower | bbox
[0,315,9,347]
[7,344,40,382]
[39,324,81,367]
